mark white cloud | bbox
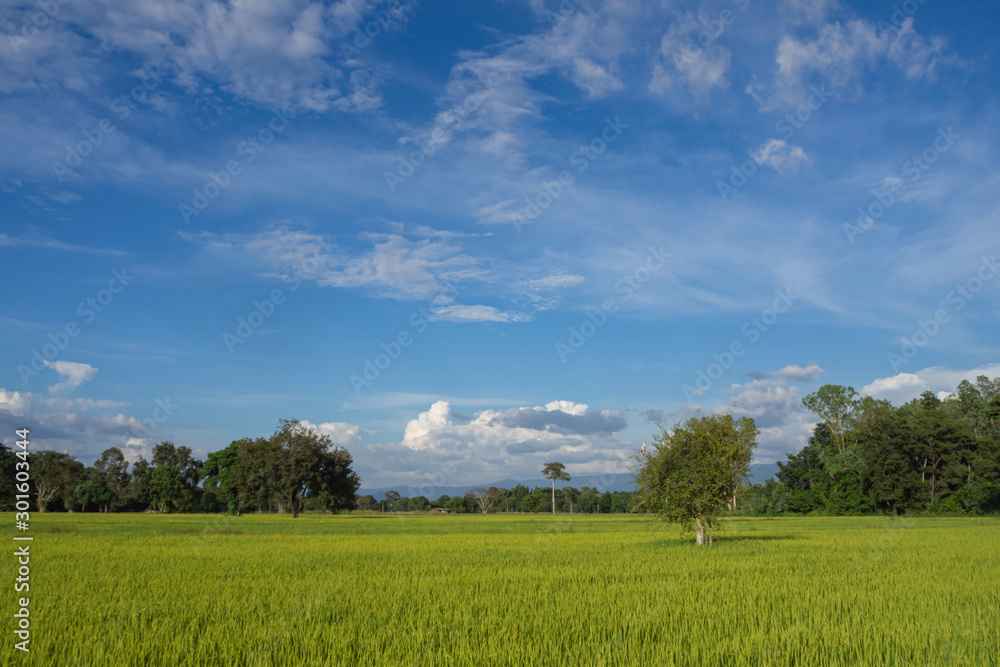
[0,390,31,417]
[522,273,585,291]
[297,419,373,445]
[399,399,626,452]
[403,6,634,162]
[722,377,816,461]
[429,304,532,323]
[0,387,157,463]
[69,0,415,113]
[189,225,580,321]
[351,399,633,488]
[751,15,955,110]
[723,378,804,428]
[649,12,731,103]
[862,363,1000,404]
[44,360,98,394]
[189,225,484,300]
[402,401,453,447]
[570,58,625,98]
[751,139,810,174]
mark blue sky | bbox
[1,0,999,490]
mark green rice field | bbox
[4,513,999,666]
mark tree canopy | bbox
[635,414,759,545]
[542,462,571,515]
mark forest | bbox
[746,376,1000,516]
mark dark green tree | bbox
[34,451,84,512]
[93,448,130,512]
[268,420,360,518]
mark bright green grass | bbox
[3,513,998,666]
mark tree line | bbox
[357,485,638,514]
[0,420,360,516]
[742,376,1000,516]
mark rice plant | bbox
[4,514,998,666]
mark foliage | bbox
[755,376,1000,517]
[635,414,759,544]
[93,447,130,511]
[33,450,85,512]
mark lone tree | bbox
[635,414,758,545]
[542,462,571,515]
[468,487,501,515]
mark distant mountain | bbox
[360,463,780,500]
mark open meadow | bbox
[4,513,999,666]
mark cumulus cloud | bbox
[44,360,98,394]
[0,390,31,417]
[720,378,817,461]
[297,419,373,445]
[353,399,634,488]
[486,401,627,435]
[0,387,156,463]
[398,399,626,452]
[724,378,805,429]
[862,363,1000,405]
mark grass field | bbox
[3,513,999,666]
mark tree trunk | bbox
[695,517,706,546]
[551,480,556,515]
[290,491,298,518]
[709,525,715,544]
[930,473,936,506]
